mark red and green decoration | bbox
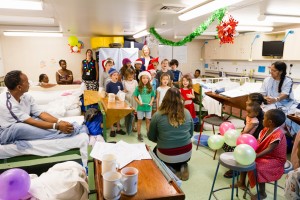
[217,15,238,44]
[149,8,238,46]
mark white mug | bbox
[121,167,139,196]
[108,93,115,102]
[102,154,119,175]
[103,171,123,200]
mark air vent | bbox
[159,5,185,13]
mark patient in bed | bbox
[38,73,56,88]
[0,70,87,150]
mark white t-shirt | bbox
[0,92,43,128]
[157,86,170,107]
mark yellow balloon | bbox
[68,36,78,46]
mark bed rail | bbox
[192,76,250,85]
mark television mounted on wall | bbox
[262,41,284,57]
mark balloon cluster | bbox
[0,168,30,200]
[207,122,258,165]
[68,36,84,53]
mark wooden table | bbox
[99,97,134,128]
[205,92,248,110]
[287,114,300,125]
[94,159,185,200]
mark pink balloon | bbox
[219,122,235,136]
[236,134,258,151]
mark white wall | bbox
[0,36,203,82]
[0,36,91,82]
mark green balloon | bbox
[234,144,256,165]
[68,36,78,46]
[208,135,225,150]
[224,129,240,147]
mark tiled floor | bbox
[105,123,287,200]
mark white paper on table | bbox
[130,143,152,160]
[90,141,151,169]
[90,142,116,161]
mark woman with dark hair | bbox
[260,61,295,110]
[148,88,193,181]
[56,59,73,84]
[260,61,299,136]
[81,49,99,90]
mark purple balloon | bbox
[0,168,30,200]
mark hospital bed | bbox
[192,77,262,127]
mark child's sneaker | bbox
[116,129,126,135]
[110,130,116,137]
[137,134,144,142]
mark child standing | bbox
[134,58,143,82]
[180,74,196,119]
[106,68,126,137]
[100,59,114,88]
[149,69,158,114]
[123,69,138,132]
[156,73,171,108]
[156,59,174,85]
[170,59,182,88]
[235,109,287,200]
[133,71,155,142]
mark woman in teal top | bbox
[148,88,194,181]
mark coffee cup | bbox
[108,93,115,102]
[103,171,123,200]
[101,154,119,175]
[121,167,139,196]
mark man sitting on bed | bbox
[0,70,86,150]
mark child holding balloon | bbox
[234,109,287,200]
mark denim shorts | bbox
[137,111,152,120]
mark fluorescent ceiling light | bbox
[0,15,54,25]
[178,0,209,13]
[236,26,273,32]
[179,0,244,21]
[0,0,43,10]
[263,15,300,23]
[3,31,63,37]
[133,30,149,38]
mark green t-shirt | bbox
[133,86,155,112]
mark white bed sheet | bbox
[0,116,89,167]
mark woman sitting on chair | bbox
[260,61,299,136]
[148,88,193,181]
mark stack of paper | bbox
[90,141,152,169]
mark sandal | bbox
[132,127,137,132]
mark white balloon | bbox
[72,46,79,52]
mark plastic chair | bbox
[209,152,260,200]
[196,114,226,160]
[243,160,293,200]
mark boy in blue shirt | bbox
[106,68,126,137]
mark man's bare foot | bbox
[230,181,247,190]
[251,192,267,200]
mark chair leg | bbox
[213,150,217,160]
[196,121,205,150]
[243,181,250,199]
[274,180,277,200]
[231,171,236,200]
[254,169,260,200]
[209,162,220,200]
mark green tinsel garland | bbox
[149,8,226,46]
